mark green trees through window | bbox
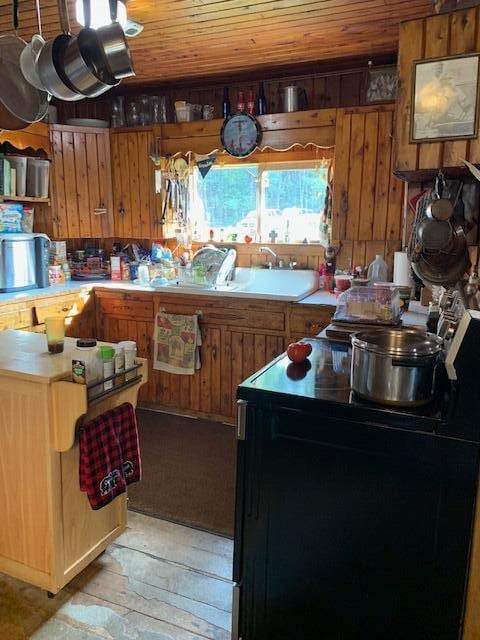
[192,163,329,244]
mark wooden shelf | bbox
[0,195,50,204]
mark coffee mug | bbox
[203,105,214,120]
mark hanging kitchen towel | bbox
[153,311,202,375]
[79,403,141,510]
[114,402,142,487]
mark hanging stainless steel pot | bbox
[96,0,135,80]
[351,329,443,407]
[63,0,119,98]
[36,0,83,101]
[0,0,48,130]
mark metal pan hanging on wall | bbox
[0,0,48,130]
[96,0,135,80]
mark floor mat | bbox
[128,408,236,537]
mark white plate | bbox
[66,118,110,128]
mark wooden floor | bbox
[0,511,233,639]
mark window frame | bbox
[191,159,329,244]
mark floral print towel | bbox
[153,312,202,375]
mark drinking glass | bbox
[111,96,125,127]
[150,95,167,123]
[126,99,140,127]
[138,95,152,126]
[45,316,65,354]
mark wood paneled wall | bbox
[332,104,404,273]
[395,6,480,179]
[55,57,396,125]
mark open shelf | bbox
[0,195,50,204]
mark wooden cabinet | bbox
[50,125,114,238]
[394,7,480,180]
[95,289,287,422]
[287,305,335,341]
[0,330,147,594]
[110,129,158,238]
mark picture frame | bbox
[410,53,480,143]
[364,66,397,104]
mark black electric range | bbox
[233,337,480,640]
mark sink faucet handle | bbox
[289,260,297,269]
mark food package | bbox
[22,206,34,233]
[0,202,23,233]
[333,285,401,325]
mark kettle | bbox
[282,85,307,113]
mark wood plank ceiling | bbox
[0,0,433,84]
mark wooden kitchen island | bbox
[0,330,147,595]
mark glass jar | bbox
[110,96,125,127]
[126,99,140,127]
[150,95,167,123]
[138,94,152,126]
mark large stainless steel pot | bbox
[351,329,443,406]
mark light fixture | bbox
[75,0,128,29]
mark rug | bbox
[127,409,237,537]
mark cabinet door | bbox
[238,405,478,640]
[50,125,114,238]
[111,130,157,239]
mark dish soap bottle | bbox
[367,254,388,283]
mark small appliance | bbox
[0,233,50,293]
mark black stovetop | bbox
[238,338,447,433]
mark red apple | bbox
[287,341,312,363]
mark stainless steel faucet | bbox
[259,246,277,268]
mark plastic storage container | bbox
[175,104,194,122]
[26,158,50,198]
[72,339,101,385]
[333,285,401,326]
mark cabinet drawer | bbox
[98,295,154,320]
[289,306,334,336]
[0,307,32,330]
[34,295,85,325]
[161,303,285,332]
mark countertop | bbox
[0,329,116,383]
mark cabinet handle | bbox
[237,400,247,440]
[118,205,126,216]
[61,306,70,312]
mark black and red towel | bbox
[79,402,141,510]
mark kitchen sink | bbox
[157,267,319,302]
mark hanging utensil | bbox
[96,0,135,80]
[426,171,454,222]
[20,0,47,92]
[63,0,119,98]
[36,0,83,101]
[0,0,48,130]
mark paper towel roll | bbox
[393,251,413,286]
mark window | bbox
[191,161,330,244]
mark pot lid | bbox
[351,329,443,357]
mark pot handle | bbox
[109,0,118,23]
[392,358,429,368]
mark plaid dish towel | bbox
[79,403,141,510]
[153,311,202,375]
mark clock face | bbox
[221,113,262,158]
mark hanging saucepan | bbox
[96,0,135,80]
[36,0,83,101]
[0,0,48,130]
[20,0,47,92]
[426,171,454,222]
[63,0,119,98]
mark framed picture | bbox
[364,66,397,104]
[410,54,480,142]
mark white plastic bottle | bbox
[118,340,137,381]
[367,254,388,283]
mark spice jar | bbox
[98,346,115,391]
[118,340,137,381]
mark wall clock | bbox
[220,113,262,158]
